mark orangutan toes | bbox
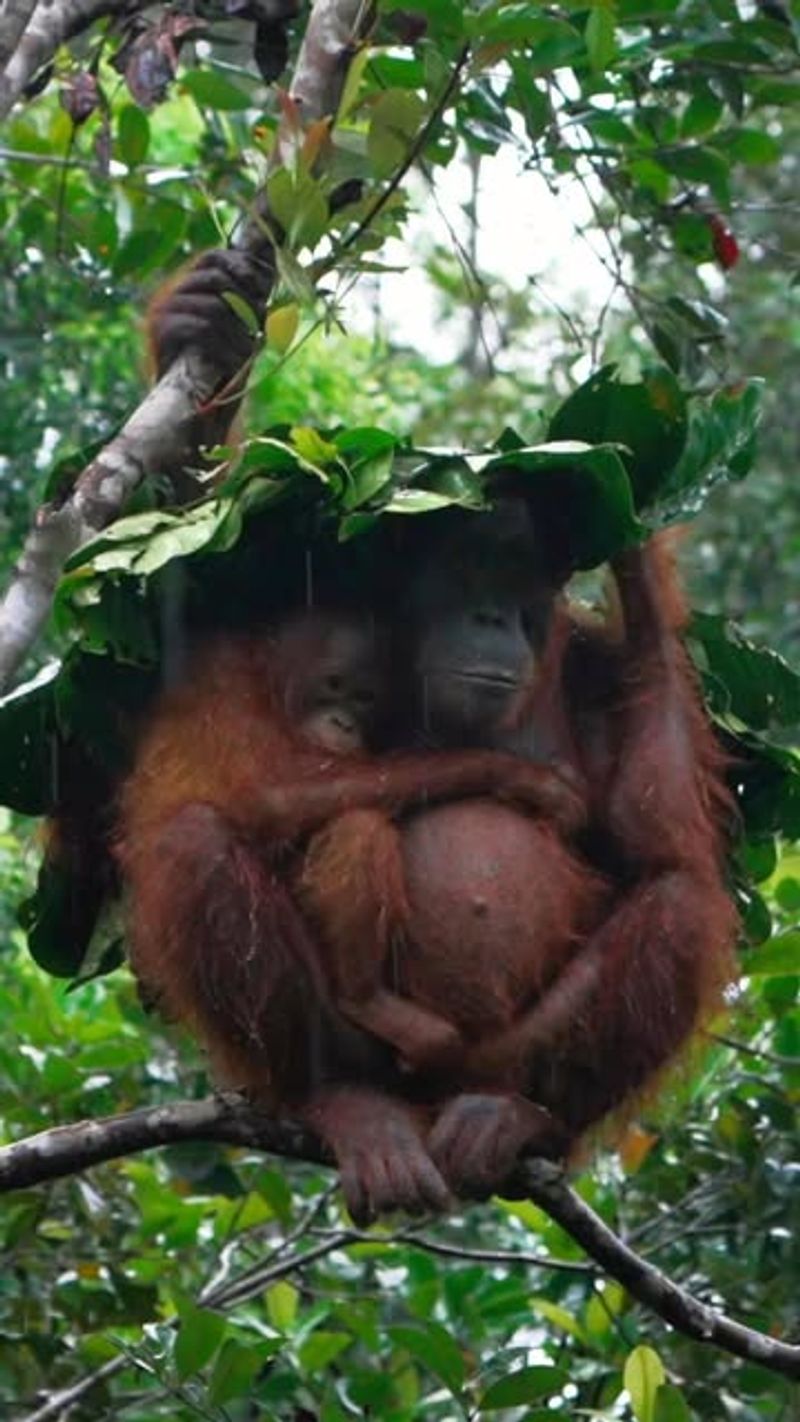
[338,1117,452,1225]
[304,1087,451,1225]
[429,1093,567,1200]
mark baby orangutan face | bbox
[272,611,388,755]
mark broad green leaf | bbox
[744,931,800,977]
[341,448,395,509]
[209,1339,279,1405]
[385,487,465,514]
[255,1168,293,1224]
[368,91,426,179]
[585,1280,626,1336]
[461,82,513,153]
[738,835,777,885]
[0,663,59,815]
[529,1298,587,1343]
[388,1321,465,1393]
[275,245,317,303]
[267,169,329,249]
[654,1382,694,1422]
[548,365,688,508]
[182,68,254,111]
[470,6,581,65]
[267,1280,299,1331]
[624,1345,666,1422]
[586,111,636,145]
[266,303,300,354]
[367,54,425,91]
[417,457,488,509]
[663,146,731,206]
[482,438,642,569]
[19,856,122,980]
[680,89,724,139]
[729,734,800,842]
[774,874,800,912]
[750,77,800,106]
[658,380,762,511]
[291,426,339,467]
[495,1199,549,1231]
[510,62,550,140]
[585,5,616,71]
[118,105,150,166]
[673,212,714,262]
[692,39,772,66]
[298,1329,352,1371]
[112,207,187,280]
[59,504,229,589]
[334,427,397,463]
[666,296,728,340]
[480,1364,565,1410]
[174,1304,226,1379]
[629,156,671,201]
[337,41,372,121]
[724,127,781,165]
[691,613,800,730]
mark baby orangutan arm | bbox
[260,749,587,841]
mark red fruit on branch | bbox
[708,214,740,271]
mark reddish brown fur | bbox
[293,534,737,1200]
[118,534,738,1221]
[119,256,738,1218]
[457,535,738,1144]
[118,616,579,1102]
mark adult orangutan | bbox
[118,249,737,1223]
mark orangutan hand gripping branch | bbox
[117,252,738,1224]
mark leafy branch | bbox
[0,0,372,691]
[1,1095,798,1380]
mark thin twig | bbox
[707,1029,797,1069]
[203,1233,351,1310]
[320,42,471,274]
[325,1225,591,1275]
[520,1159,800,1381]
[18,1355,127,1422]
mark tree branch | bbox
[0,1095,325,1188]
[21,1356,127,1422]
[0,0,37,73]
[1,1097,798,1379]
[0,0,372,691]
[518,1159,800,1381]
[0,0,133,120]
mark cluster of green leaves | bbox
[2,0,796,351]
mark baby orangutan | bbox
[282,611,471,1072]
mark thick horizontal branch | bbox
[0,1094,324,1189]
[1,1096,798,1380]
